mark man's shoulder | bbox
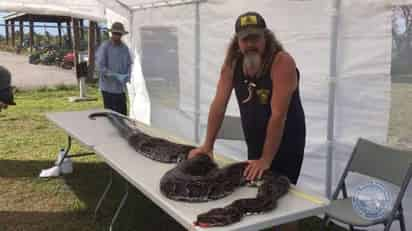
[269,51,298,83]
[272,51,296,69]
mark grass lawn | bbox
[0,85,348,231]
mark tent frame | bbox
[1,0,348,198]
[326,0,342,198]
[112,0,342,191]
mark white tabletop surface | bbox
[46,109,329,231]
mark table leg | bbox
[94,169,113,219]
[56,135,95,166]
[109,181,129,231]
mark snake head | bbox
[88,112,108,120]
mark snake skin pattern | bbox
[89,111,290,227]
[89,112,194,163]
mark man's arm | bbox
[261,52,297,164]
[188,64,234,158]
[244,52,297,180]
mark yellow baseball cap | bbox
[235,12,266,39]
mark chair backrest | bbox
[348,138,412,187]
[216,115,245,140]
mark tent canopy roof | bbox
[4,12,71,23]
[2,0,412,21]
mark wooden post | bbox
[66,21,72,49]
[67,17,98,102]
[88,21,96,82]
[79,19,84,41]
[57,22,62,48]
[72,18,80,78]
[5,20,9,45]
[11,21,15,48]
[29,20,34,52]
[19,20,24,48]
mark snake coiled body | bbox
[89,111,290,227]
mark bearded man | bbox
[189,12,306,231]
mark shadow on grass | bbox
[0,159,346,231]
[0,159,185,231]
[0,210,106,231]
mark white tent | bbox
[1,0,411,230]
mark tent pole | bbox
[194,1,201,143]
[5,20,9,45]
[11,20,15,48]
[68,18,97,102]
[129,14,134,51]
[88,21,96,82]
[327,0,342,199]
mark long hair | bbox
[223,29,284,71]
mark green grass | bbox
[0,85,349,231]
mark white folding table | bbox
[46,109,329,231]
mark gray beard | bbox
[243,52,261,77]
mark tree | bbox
[392,5,412,54]
[392,5,412,75]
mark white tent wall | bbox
[196,0,335,196]
[127,48,152,124]
[129,4,198,139]
[331,0,392,195]
[2,0,412,230]
[125,1,412,230]
[330,2,412,230]
[126,0,393,196]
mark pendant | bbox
[242,82,256,104]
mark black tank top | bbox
[233,54,306,159]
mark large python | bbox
[89,112,290,227]
[89,111,193,163]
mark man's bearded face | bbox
[243,50,261,77]
[238,34,265,77]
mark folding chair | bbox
[322,138,412,231]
